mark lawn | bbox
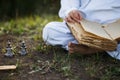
[0,13,120,80]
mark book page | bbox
[80,20,111,39]
[104,20,120,40]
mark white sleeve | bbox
[58,0,81,19]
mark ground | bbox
[0,15,120,80]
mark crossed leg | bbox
[43,22,103,54]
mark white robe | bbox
[43,0,120,60]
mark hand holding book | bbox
[64,10,82,23]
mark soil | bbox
[0,34,120,80]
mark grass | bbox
[0,14,61,36]
[0,13,120,80]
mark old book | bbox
[67,19,120,51]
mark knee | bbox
[42,22,56,42]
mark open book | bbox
[67,19,120,51]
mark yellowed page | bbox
[104,20,120,40]
[80,19,111,40]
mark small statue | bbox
[19,40,27,56]
[4,40,14,57]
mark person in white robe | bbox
[42,0,120,60]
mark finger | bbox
[74,13,82,23]
[72,11,80,20]
[72,11,82,22]
[69,12,80,23]
[66,16,75,23]
[78,13,82,20]
[74,12,81,20]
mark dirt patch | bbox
[0,34,120,80]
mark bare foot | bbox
[68,42,103,54]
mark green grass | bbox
[0,14,62,37]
